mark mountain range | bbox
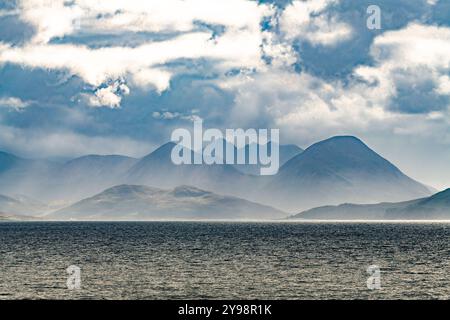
[0,212,40,221]
[0,135,442,220]
[290,188,450,220]
[0,193,48,216]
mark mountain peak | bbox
[144,142,176,157]
[324,135,362,142]
[135,142,179,166]
[266,135,431,211]
[281,135,386,174]
[308,135,367,151]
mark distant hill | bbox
[0,193,47,216]
[290,188,450,220]
[233,142,303,175]
[49,185,286,221]
[126,142,252,194]
[0,151,58,198]
[0,151,26,174]
[0,151,138,202]
[47,154,138,201]
[263,136,432,212]
[0,211,40,221]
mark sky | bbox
[0,0,449,189]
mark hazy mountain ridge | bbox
[49,184,286,220]
[233,142,304,175]
[290,188,450,220]
[47,154,138,201]
[0,212,40,221]
[0,135,437,219]
[0,193,48,216]
[0,152,138,202]
[0,151,60,198]
[263,136,432,211]
[125,142,256,196]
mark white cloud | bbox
[152,111,202,122]
[218,69,392,143]
[131,68,172,93]
[0,97,31,110]
[19,0,272,42]
[83,81,130,108]
[215,23,450,146]
[437,75,450,95]
[4,2,448,138]
[261,30,297,68]
[279,0,353,46]
[369,23,450,69]
[19,0,84,44]
[354,23,450,112]
[0,0,275,107]
[0,9,20,18]
[0,31,267,95]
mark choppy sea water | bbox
[1,221,450,300]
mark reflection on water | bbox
[1,221,450,299]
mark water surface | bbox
[1,222,450,299]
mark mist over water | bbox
[1,222,450,300]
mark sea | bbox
[1,221,450,300]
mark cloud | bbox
[152,110,202,122]
[279,0,353,46]
[0,96,30,110]
[0,124,153,158]
[19,0,272,43]
[131,68,172,93]
[370,23,450,68]
[355,23,450,114]
[0,31,268,95]
[261,30,297,68]
[0,0,274,107]
[214,22,450,147]
[437,75,450,95]
[0,9,20,18]
[217,68,393,144]
[83,81,130,108]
